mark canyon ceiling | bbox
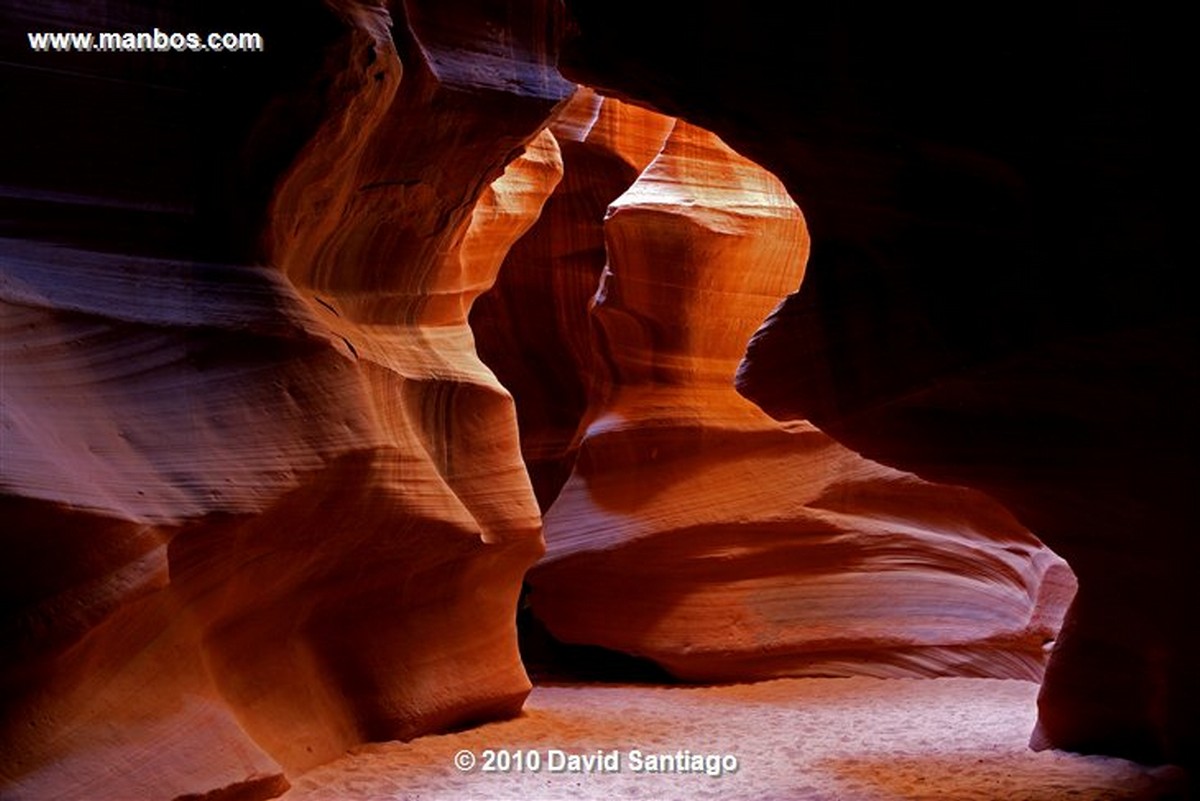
[1,1,1194,799]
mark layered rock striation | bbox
[2,2,568,798]
[472,88,675,508]
[1,0,1189,790]
[561,1,1195,767]
[526,122,1074,682]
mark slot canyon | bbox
[1,2,1194,800]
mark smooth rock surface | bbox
[2,2,568,798]
[472,87,675,508]
[2,0,1192,789]
[560,0,1196,767]
[528,122,1074,682]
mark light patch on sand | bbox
[282,677,1188,800]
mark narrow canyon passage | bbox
[2,2,1194,800]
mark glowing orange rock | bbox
[473,87,676,507]
[0,3,567,798]
[527,121,1074,681]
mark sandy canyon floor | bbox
[282,677,1189,800]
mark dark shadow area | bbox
[517,600,676,685]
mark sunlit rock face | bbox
[526,122,1074,682]
[1,2,567,799]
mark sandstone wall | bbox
[1,2,569,798]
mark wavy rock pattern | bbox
[559,4,1195,767]
[1,2,567,799]
[472,88,675,508]
[527,121,1074,682]
[3,0,1183,789]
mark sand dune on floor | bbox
[282,677,1188,800]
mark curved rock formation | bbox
[471,88,675,508]
[560,1,1195,768]
[527,121,1074,682]
[2,0,1191,787]
[1,2,567,798]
